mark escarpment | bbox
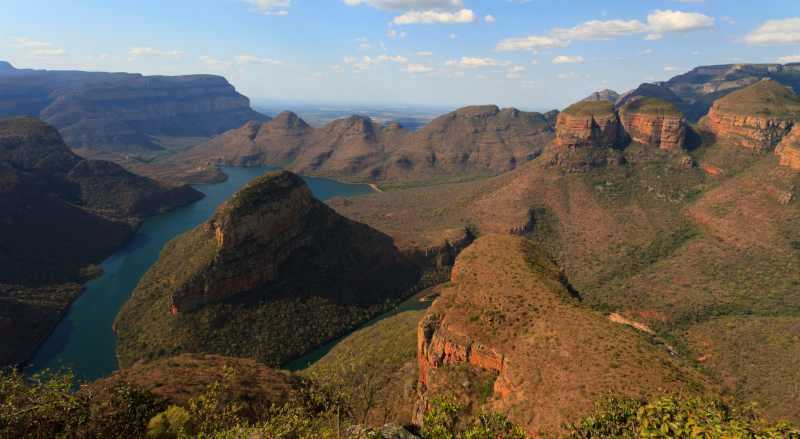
[0,117,202,285]
[0,65,267,153]
[114,170,419,367]
[415,235,710,436]
[704,79,800,151]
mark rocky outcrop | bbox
[619,98,687,150]
[776,125,800,171]
[415,235,710,436]
[0,63,266,153]
[555,101,622,149]
[174,105,554,184]
[115,171,419,367]
[704,80,800,151]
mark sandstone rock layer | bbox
[619,98,687,150]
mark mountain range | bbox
[0,61,267,154]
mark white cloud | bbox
[394,9,475,25]
[404,63,435,73]
[552,55,584,64]
[11,38,65,57]
[645,9,715,39]
[496,35,567,51]
[745,18,800,45]
[235,54,285,65]
[506,65,525,79]
[446,57,508,68]
[199,56,232,70]
[497,9,714,51]
[343,0,462,10]
[778,54,800,64]
[664,65,680,71]
[244,0,290,15]
[484,15,496,24]
[387,29,407,39]
[128,47,183,59]
[416,51,434,56]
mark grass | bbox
[562,100,616,117]
[621,97,682,116]
[713,80,800,118]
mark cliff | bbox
[704,79,800,151]
[173,105,554,184]
[619,97,687,150]
[0,117,203,367]
[114,171,419,367]
[415,235,710,436]
[0,65,266,153]
[776,124,800,170]
[555,101,621,149]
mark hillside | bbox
[416,235,711,436]
[158,105,555,185]
[0,117,203,367]
[0,62,267,154]
[326,86,800,425]
[114,171,419,368]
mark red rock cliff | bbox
[555,101,621,149]
[619,98,687,151]
[776,125,800,171]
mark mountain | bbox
[703,79,800,151]
[619,63,800,121]
[167,105,555,184]
[582,89,620,102]
[0,117,203,367]
[0,62,267,153]
[416,235,710,436]
[329,86,800,424]
[0,61,14,73]
[114,170,419,368]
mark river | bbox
[28,166,374,382]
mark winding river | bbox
[28,167,374,382]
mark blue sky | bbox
[2,0,800,110]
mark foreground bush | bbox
[565,395,800,438]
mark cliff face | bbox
[415,235,710,436]
[555,101,621,149]
[115,171,419,367]
[619,98,687,151]
[776,125,800,170]
[703,80,800,151]
[0,65,266,153]
[175,105,554,183]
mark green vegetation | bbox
[714,80,800,118]
[565,395,799,438]
[622,97,682,116]
[562,100,615,117]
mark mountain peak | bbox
[583,89,620,103]
[0,61,15,72]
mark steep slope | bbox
[776,124,800,170]
[416,235,710,436]
[0,117,203,367]
[703,79,800,151]
[115,171,419,368]
[0,63,266,153]
[168,105,554,184]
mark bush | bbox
[564,395,800,438]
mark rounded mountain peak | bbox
[454,105,501,118]
[0,117,81,173]
[271,111,309,129]
[713,79,800,117]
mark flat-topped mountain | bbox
[704,79,800,151]
[0,62,267,153]
[619,97,687,151]
[170,105,555,184]
[115,170,418,367]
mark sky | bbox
[2,0,800,110]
